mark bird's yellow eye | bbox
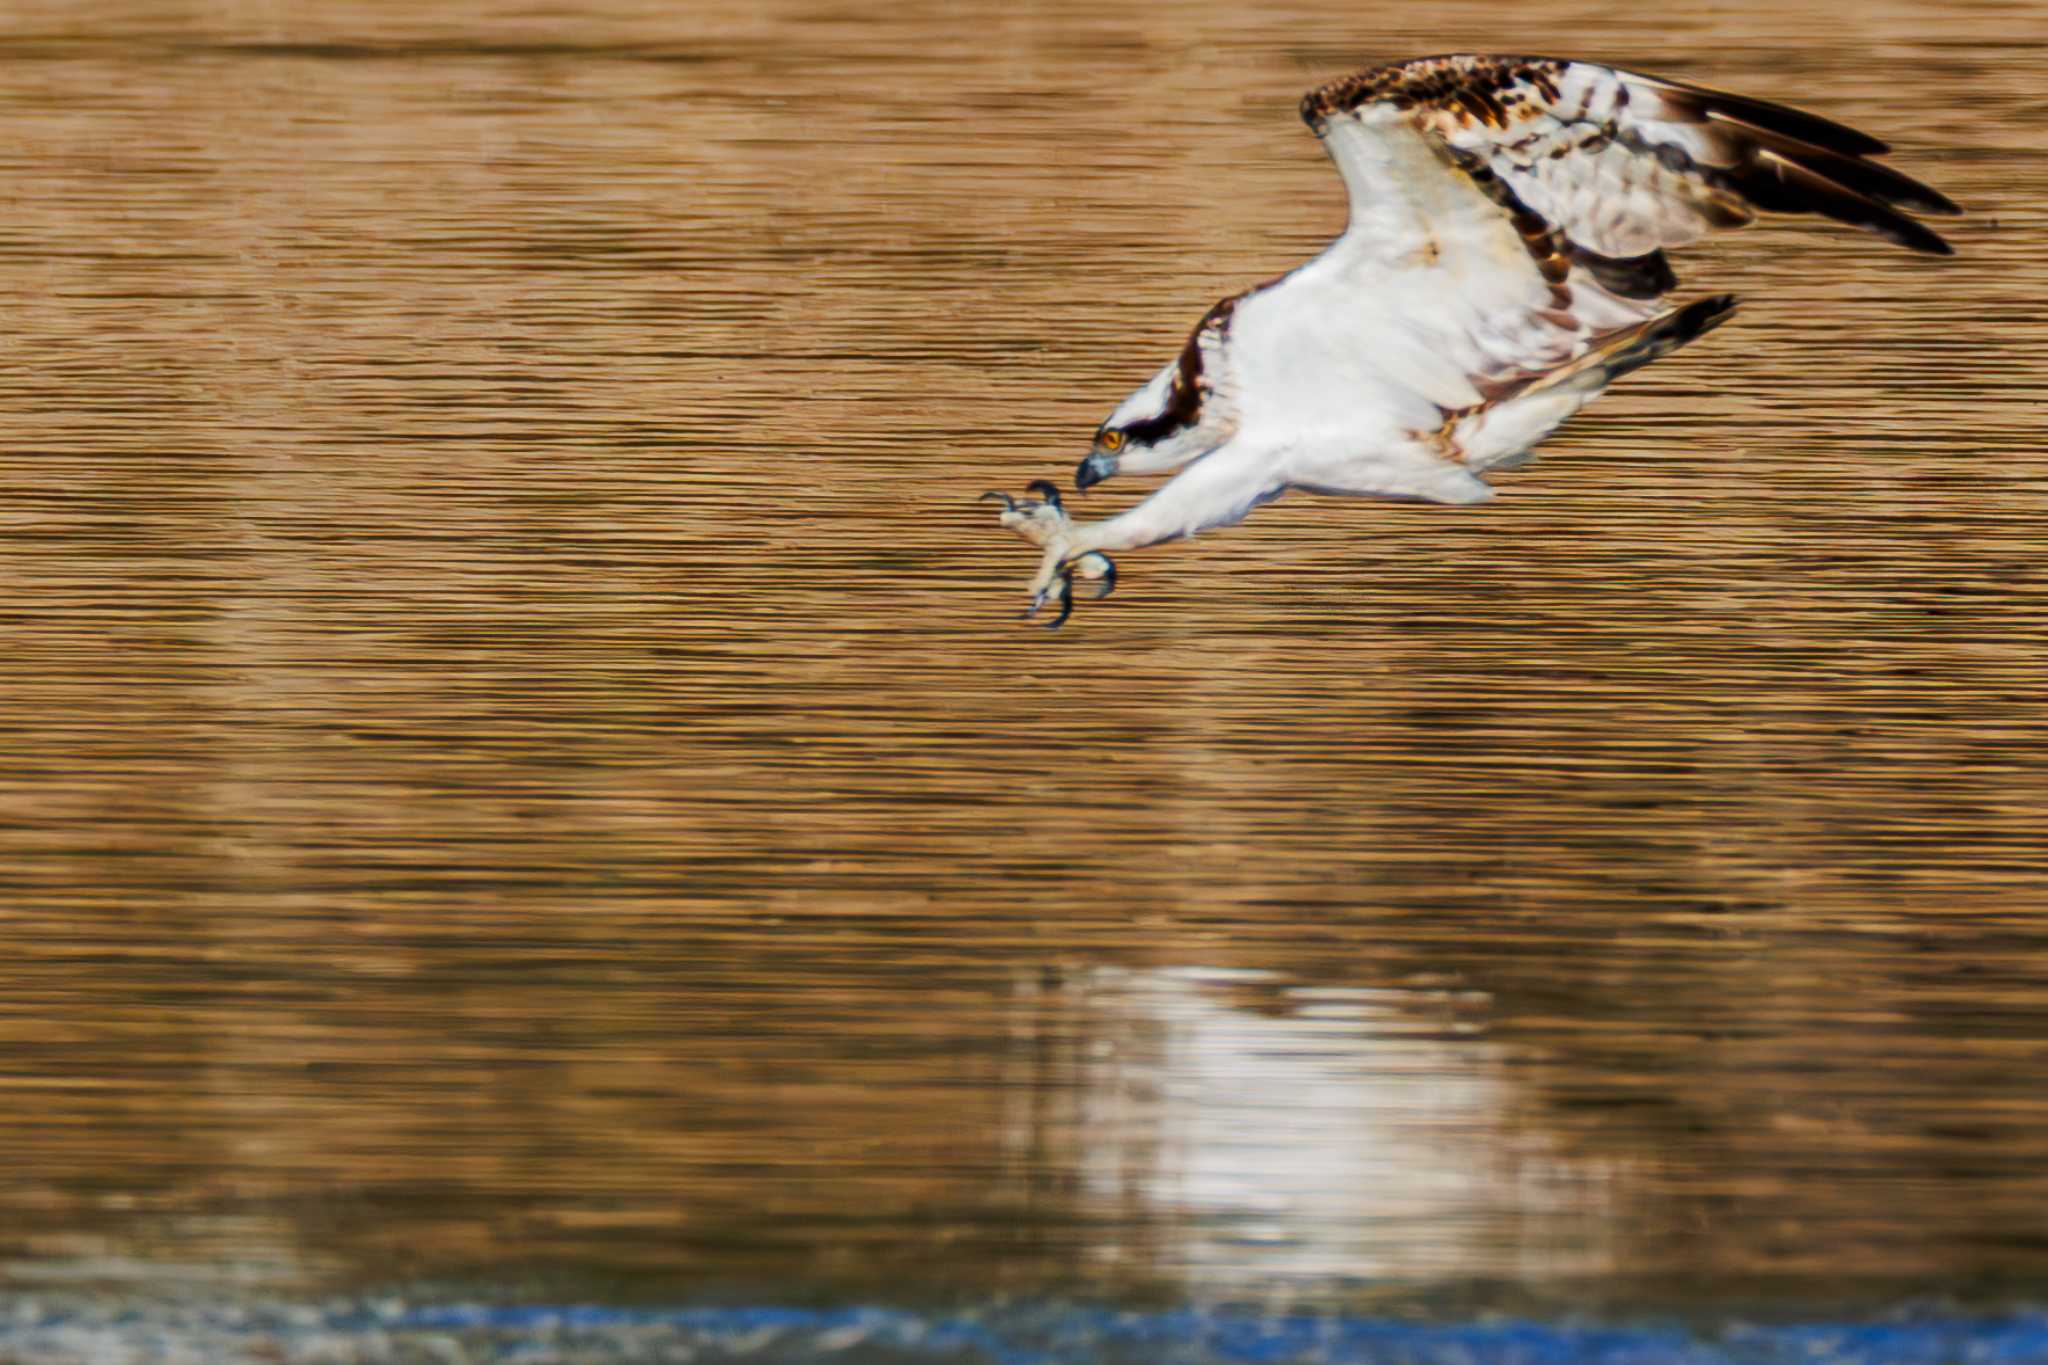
[1101,430,1125,452]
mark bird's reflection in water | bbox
[1005,966,1622,1292]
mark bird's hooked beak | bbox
[1075,450,1117,492]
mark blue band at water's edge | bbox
[5,1300,2048,1363]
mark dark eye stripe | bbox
[1120,292,1241,447]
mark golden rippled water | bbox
[0,0,2043,1317]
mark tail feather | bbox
[1456,294,1738,472]
[1592,293,1739,385]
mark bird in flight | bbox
[987,54,1960,627]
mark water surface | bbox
[0,0,2045,1322]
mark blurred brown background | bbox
[0,0,2042,1313]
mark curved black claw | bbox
[1077,552,1116,600]
[1024,479,1064,512]
[1041,568,1075,628]
[980,490,1018,511]
[1021,568,1075,629]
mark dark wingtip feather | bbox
[1661,78,1891,158]
[1729,121,1962,218]
[1729,153,1955,256]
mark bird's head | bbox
[1076,358,1208,491]
[1075,425,1127,492]
[1078,412,1208,491]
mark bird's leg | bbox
[1011,446,1278,622]
[1025,533,1079,604]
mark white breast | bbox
[1224,216,1554,451]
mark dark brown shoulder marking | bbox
[1301,54,1567,133]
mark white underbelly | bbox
[1226,236,1555,442]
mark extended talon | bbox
[1018,553,1107,628]
[980,490,1018,511]
[1022,570,1075,625]
[1072,551,1116,600]
[1025,480,1065,512]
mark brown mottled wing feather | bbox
[1302,54,1960,261]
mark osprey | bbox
[988,54,1959,627]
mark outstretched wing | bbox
[1280,55,1957,468]
[1301,54,1958,270]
